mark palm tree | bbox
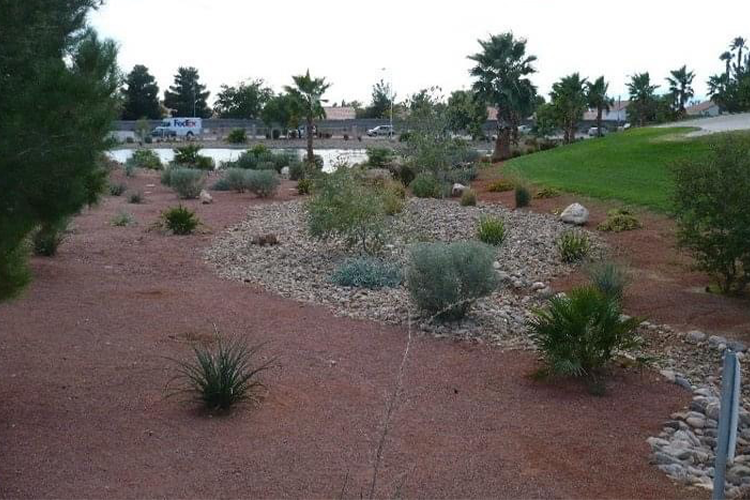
[627,72,659,127]
[285,70,331,164]
[720,51,733,81]
[731,37,747,78]
[468,32,537,161]
[550,73,588,143]
[666,65,695,116]
[586,76,612,137]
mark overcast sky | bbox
[89,0,750,107]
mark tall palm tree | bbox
[550,73,588,144]
[731,37,747,78]
[586,76,612,137]
[468,32,537,161]
[666,65,695,116]
[626,72,659,127]
[285,70,331,163]
[720,51,733,81]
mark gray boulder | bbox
[560,203,589,225]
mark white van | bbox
[151,117,202,138]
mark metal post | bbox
[713,350,740,500]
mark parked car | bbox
[367,125,393,137]
[150,117,202,138]
[150,127,177,138]
[518,124,532,134]
[587,125,609,137]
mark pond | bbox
[108,148,369,172]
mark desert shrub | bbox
[515,185,531,208]
[226,128,248,144]
[557,230,591,263]
[366,146,395,167]
[460,189,477,206]
[527,286,641,384]
[123,162,136,178]
[297,178,313,195]
[587,261,630,303]
[125,136,134,144]
[289,161,307,181]
[111,210,134,227]
[246,170,280,198]
[126,149,162,170]
[477,216,505,245]
[193,155,215,170]
[442,165,478,186]
[390,164,416,186]
[306,168,387,254]
[224,168,250,193]
[109,182,127,196]
[535,187,561,199]
[487,179,514,192]
[331,257,402,289]
[172,145,214,170]
[597,209,641,232]
[168,168,205,199]
[0,245,31,301]
[409,173,442,198]
[406,241,497,321]
[380,180,406,215]
[672,136,750,294]
[160,205,200,235]
[211,177,231,191]
[169,335,273,411]
[128,191,144,204]
[32,218,70,256]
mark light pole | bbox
[192,82,197,118]
[381,67,394,140]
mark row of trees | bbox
[708,37,750,112]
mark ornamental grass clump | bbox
[168,335,274,411]
[587,260,630,304]
[476,216,506,245]
[515,185,531,208]
[109,182,127,196]
[172,145,215,170]
[527,286,642,391]
[406,241,497,321]
[557,230,591,263]
[331,257,402,289]
[460,189,477,206]
[111,210,134,227]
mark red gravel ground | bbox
[0,170,698,498]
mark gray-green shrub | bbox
[224,168,250,193]
[409,173,442,198]
[126,149,162,170]
[109,182,127,196]
[246,170,280,198]
[460,189,477,206]
[406,241,498,321]
[331,257,402,289]
[167,168,205,199]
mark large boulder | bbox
[560,203,589,225]
[451,183,468,197]
[280,166,290,179]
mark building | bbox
[685,100,721,117]
[583,100,630,123]
[322,106,357,120]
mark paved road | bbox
[658,113,750,136]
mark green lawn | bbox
[506,127,716,212]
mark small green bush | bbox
[406,241,498,321]
[127,191,144,204]
[0,245,31,301]
[535,187,561,199]
[366,146,395,167]
[169,335,273,411]
[597,209,641,232]
[380,180,406,215]
[460,189,477,206]
[331,257,402,289]
[587,261,630,303]
[515,185,531,208]
[477,216,506,245]
[109,182,127,196]
[557,230,591,263]
[409,173,442,198]
[527,286,641,384]
[161,205,200,235]
[297,178,313,195]
[172,145,214,170]
[246,170,280,198]
[32,218,70,256]
[487,179,514,192]
[289,161,306,181]
[226,128,248,144]
[211,177,231,191]
[111,210,134,227]
[168,168,205,199]
[126,149,162,170]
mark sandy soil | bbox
[0,170,697,498]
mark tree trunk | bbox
[306,115,314,163]
[492,127,511,162]
[596,107,603,136]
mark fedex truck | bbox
[150,118,202,138]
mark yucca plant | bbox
[169,336,274,411]
[527,286,641,384]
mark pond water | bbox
[108,148,369,172]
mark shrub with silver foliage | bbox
[331,257,402,289]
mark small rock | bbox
[660,369,676,383]
[559,203,589,225]
[199,189,213,204]
[531,282,546,291]
[687,416,706,429]
[451,183,467,197]
[492,261,501,270]
[709,335,728,348]
[686,330,707,344]
[280,166,290,179]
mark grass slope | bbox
[506,127,713,212]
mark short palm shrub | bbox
[331,257,402,289]
[477,216,506,245]
[226,128,248,144]
[109,182,127,196]
[160,205,200,235]
[557,230,591,263]
[366,146,395,167]
[128,191,144,204]
[126,149,162,170]
[515,185,531,208]
[306,168,388,254]
[527,286,642,384]
[487,179,514,192]
[167,168,205,199]
[587,261,630,303]
[406,241,498,321]
[111,210,134,227]
[672,136,750,294]
[246,170,280,198]
[169,335,274,411]
[460,189,477,206]
[32,218,70,256]
[409,173,442,198]
[597,209,641,232]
